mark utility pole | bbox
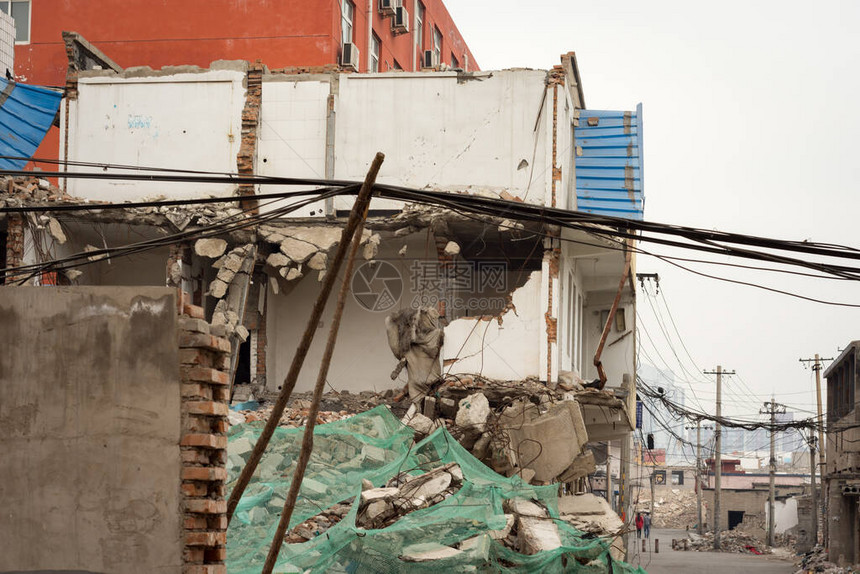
[808,431,819,544]
[799,354,832,543]
[696,420,703,535]
[686,419,714,535]
[704,366,734,550]
[761,397,786,547]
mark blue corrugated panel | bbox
[575,104,644,220]
[0,78,62,170]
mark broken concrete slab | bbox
[280,237,317,263]
[503,498,548,518]
[209,278,229,299]
[455,392,490,434]
[400,542,462,562]
[47,218,66,244]
[517,516,562,555]
[195,237,228,258]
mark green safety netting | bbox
[226,405,645,573]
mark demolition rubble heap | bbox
[682,531,772,554]
[795,546,857,574]
[225,405,645,573]
[637,488,701,529]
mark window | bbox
[370,34,380,73]
[393,59,403,70]
[414,1,424,65]
[671,470,684,485]
[341,0,354,46]
[433,26,442,65]
[0,0,29,44]
[451,53,459,69]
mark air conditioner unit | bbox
[422,50,437,69]
[392,6,409,33]
[342,42,359,72]
[379,0,396,16]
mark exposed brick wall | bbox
[255,297,267,387]
[236,63,263,212]
[179,304,231,574]
[3,213,24,285]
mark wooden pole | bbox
[261,153,383,574]
[225,153,384,524]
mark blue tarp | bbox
[0,78,63,170]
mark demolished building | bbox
[1,41,645,572]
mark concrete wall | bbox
[65,69,246,202]
[333,70,553,210]
[444,271,542,380]
[705,473,807,489]
[258,76,331,217]
[0,287,182,574]
[267,232,429,393]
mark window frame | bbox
[341,0,355,46]
[370,33,380,73]
[0,0,30,45]
[414,1,424,66]
[433,26,442,65]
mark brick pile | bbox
[179,301,232,574]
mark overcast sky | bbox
[445,0,860,421]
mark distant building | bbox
[823,343,860,566]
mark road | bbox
[625,529,798,574]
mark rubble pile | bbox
[795,545,855,573]
[229,389,406,426]
[356,463,464,530]
[638,488,702,529]
[398,375,603,486]
[284,500,353,543]
[684,531,772,554]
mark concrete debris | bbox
[558,493,625,561]
[385,307,444,400]
[517,516,562,555]
[637,488,701,529]
[682,530,772,554]
[266,252,290,267]
[306,251,327,270]
[285,267,302,281]
[47,217,66,244]
[795,545,856,573]
[280,237,318,264]
[194,237,228,258]
[354,463,464,529]
[208,278,229,299]
[455,392,490,435]
[400,542,463,562]
[84,244,108,262]
[443,240,460,256]
[400,405,438,437]
[363,233,381,260]
[398,245,408,256]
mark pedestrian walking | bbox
[635,512,644,539]
[643,512,651,538]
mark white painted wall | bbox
[332,70,552,211]
[266,232,431,393]
[583,290,636,388]
[769,497,799,534]
[65,70,245,202]
[443,271,542,381]
[258,77,331,217]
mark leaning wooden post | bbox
[261,153,383,574]
[225,153,384,523]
